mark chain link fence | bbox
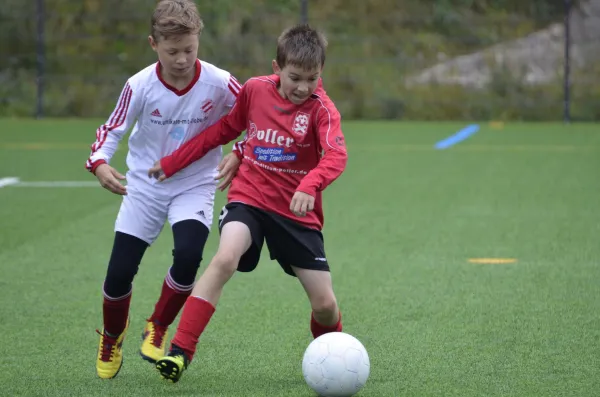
[1,0,598,121]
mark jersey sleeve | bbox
[295,104,348,197]
[160,82,250,178]
[85,81,140,174]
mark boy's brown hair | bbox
[151,0,204,41]
[276,24,328,71]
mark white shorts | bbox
[114,183,216,245]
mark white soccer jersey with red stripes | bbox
[86,59,242,194]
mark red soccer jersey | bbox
[160,75,348,230]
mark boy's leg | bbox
[292,267,342,338]
[175,221,252,349]
[141,185,212,362]
[97,188,165,379]
[97,232,149,379]
[141,220,209,363]
[262,211,342,339]
[156,204,263,382]
[103,233,148,337]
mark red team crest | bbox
[292,112,310,136]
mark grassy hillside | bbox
[2,0,591,120]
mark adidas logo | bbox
[151,108,162,117]
[196,210,205,219]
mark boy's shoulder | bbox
[126,62,160,89]
[309,82,341,120]
[244,74,279,91]
[197,60,236,90]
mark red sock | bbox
[149,270,193,326]
[103,290,132,336]
[311,310,342,338]
[171,296,215,362]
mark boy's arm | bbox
[86,81,140,173]
[160,84,249,178]
[296,106,348,197]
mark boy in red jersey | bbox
[148,24,348,383]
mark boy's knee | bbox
[311,294,338,316]
[103,231,148,296]
[104,267,136,298]
[172,244,204,266]
[170,244,204,286]
[211,250,240,276]
[171,220,210,284]
[172,220,208,267]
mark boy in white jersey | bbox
[86,0,244,379]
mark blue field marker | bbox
[434,124,480,150]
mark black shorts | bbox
[217,202,329,277]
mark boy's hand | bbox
[95,163,127,195]
[215,153,241,191]
[148,161,167,182]
[290,191,315,217]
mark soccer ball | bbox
[302,332,370,397]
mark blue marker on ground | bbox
[434,124,480,150]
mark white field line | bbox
[0,177,21,188]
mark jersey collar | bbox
[156,59,201,96]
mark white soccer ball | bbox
[302,332,370,397]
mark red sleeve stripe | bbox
[86,83,133,169]
[95,83,132,153]
[228,75,242,97]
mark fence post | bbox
[301,0,308,24]
[36,0,45,119]
[563,0,571,123]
